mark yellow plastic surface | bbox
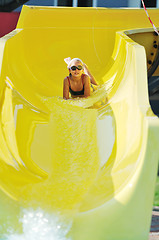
[0,6,159,240]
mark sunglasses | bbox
[70,65,83,71]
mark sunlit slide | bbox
[0,6,159,240]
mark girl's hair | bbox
[64,57,84,69]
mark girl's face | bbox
[69,61,84,78]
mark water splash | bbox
[5,208,72,240]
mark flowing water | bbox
[4,208,72,240]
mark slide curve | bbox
[0,6,159,240]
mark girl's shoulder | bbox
[82,73,87,78]
[82,74,90,83]
[64,75,69,80]
[64,76,70,85]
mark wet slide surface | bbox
[0,6,159,240]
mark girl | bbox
[63,58,98,100]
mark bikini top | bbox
[67,75,85,96]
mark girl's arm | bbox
[63,77,69,99]
[83,75,91,98]
[83,63,98,85]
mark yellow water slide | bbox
[0,6,159,240]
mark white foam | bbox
[5,208,72,240]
